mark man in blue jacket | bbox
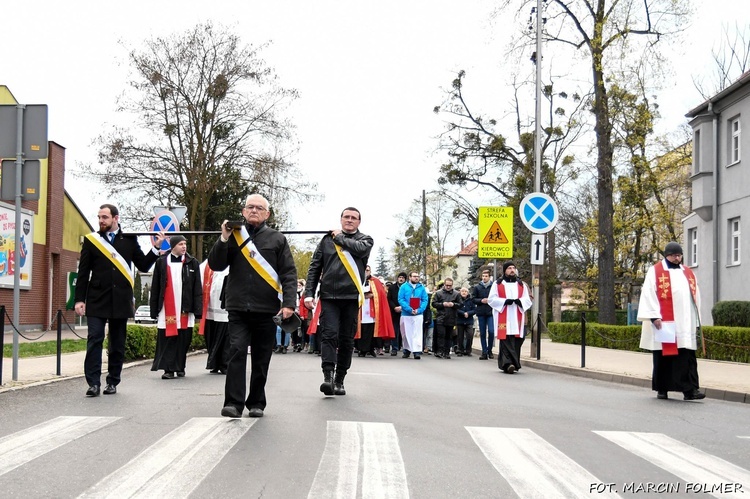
[397,271,429,359]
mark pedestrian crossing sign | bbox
[478,206,513,258]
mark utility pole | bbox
[530,0,543,354]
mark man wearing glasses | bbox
[637,242,705,401]
[432,278,463,359]
[208,194,298,418]
[305,207,373,396]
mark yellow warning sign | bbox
[478,206,513,259]
[482,221,509,244]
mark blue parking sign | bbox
[519,193,559,234]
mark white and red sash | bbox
[655,262,697,356]
[164,258,188,337]
[496,281,525,340]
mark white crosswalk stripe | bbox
[308,421,409,499]
[466,426,621,499]
[595,431,750,499]
[0,416,119,477]
[78,417,256,499]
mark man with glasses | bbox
[637,242,705,401]
[432,278,463,359]
[305,207,373,396]
[208,194,297,418]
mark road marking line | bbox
[78,417,255,498]
[0,416,119,477]
[595,431,750,498]
[467,427,621,499]
[308,421,408,499]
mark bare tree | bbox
[694,22,750,99]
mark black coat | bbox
[432,288,463,326]
[208,223,297,313]
[150,254,203,319]
[305,230,373,301]
[74,229,159,319]
[472,281,494,316]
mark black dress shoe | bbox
[86,385,100,397]
[247,407,264,418]
[221,405,242,418]
[683,389,706,400]
[488,352,494,359]
[657,391,668,399]
[162,372,175,379]
[103,384,117,395]
[176,371,186,377]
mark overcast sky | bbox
[1,0,746,257]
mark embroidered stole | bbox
[198,264,213,336]
[233,227,283,302]
[334,241,364,307]
[655,261,698,356]
[496,281,525,340]
[85,233,134,289]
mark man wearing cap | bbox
[74,204,166,397]
[304,207,373,396]
[208,194,297,418]
[637,242,705,401]
[488,262,532,373]
[150,235,202,379]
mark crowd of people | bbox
[72,197,558,418]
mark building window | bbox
[688,228,698,267]
[729,117,741,165]
[729,217,741,265]
[693,130,701,173]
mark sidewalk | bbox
[2,336,749,403]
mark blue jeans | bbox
[477,315,494,354]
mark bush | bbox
[712,301,750,327]
[107,324,207,362]
[547,322,750,363]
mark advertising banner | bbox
[0,203,33,289]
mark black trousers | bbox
[652,348,700,393]
[359,322,376,354]
[434,323,455,355]
[224,311,275,411]
[84,316,127,387]
[319,299,359,375]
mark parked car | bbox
[134,305,155,324]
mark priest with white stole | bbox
[488,262,532,374]
[637,242,705,401]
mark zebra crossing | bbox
[1,417,748,498]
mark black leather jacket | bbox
[305,230,373,300]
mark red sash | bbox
[496,281,524,340]
[371,278,395,339]
[164,261,188,337]
[307,299,322,336]
[654,262,697,356]
[198,264,213,336]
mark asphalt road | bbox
[1,350,748,498]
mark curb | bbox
[521,358,750,404]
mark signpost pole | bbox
[530,0,543,355]
[11,105,24,381]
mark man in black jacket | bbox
[74,204,166,397]
[432,277,463,359]
[305,207,373,397]
[208,194,297,418]
[150,235,202,379]
[472,269,496,360]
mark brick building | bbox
[1,85,93,332]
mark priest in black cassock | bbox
[150,235,202,379]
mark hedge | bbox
[547,322,750,364]
[106,324,207,362]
